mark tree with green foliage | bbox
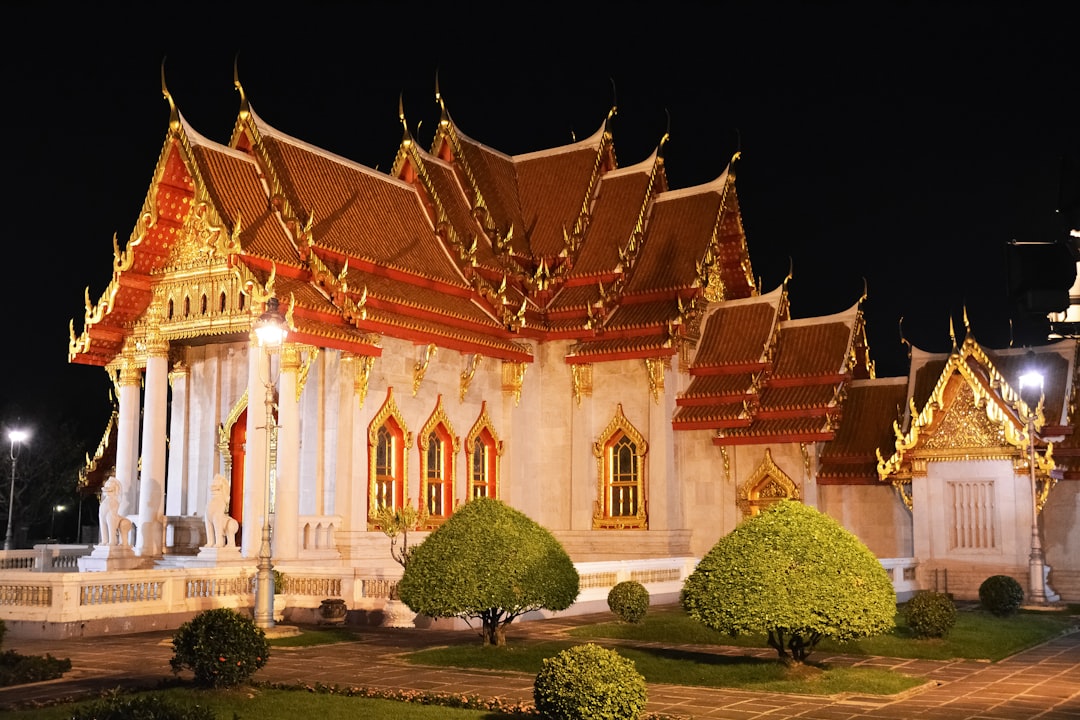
[397,497,580,646]
[681,499,895,663]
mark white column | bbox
[242,338,268,557]
[114,357,142,518]
[646,359,673,530]
[136,343,169,557]
[274,344,301,559]
[165,362,189,517]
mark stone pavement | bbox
[2,610,1079,718]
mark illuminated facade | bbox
[62,71,1078,631]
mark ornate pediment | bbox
[922,383,1008,452]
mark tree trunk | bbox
[482,614,506,646]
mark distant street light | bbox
[1018,353,1047,605]
[4,429,29,551]
[253,296,288,629]
[50,505,68,542]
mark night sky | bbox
[3,4,1077,449]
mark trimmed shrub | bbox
[533,643,647,720]
[170,607,269,687]
[70,690,216,719]
[681,500,896,663]
[979,575,1025,616]
[905,591,956,638]
[398,497,579,646]
[607,581,650,623]
[0,650,71,686]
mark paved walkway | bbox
[2,611,1079,718]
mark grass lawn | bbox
[4,686,526,719]
[569,604,1079,661]
[405,639,923,695]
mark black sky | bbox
[3,3,1078,444]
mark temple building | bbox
[33,71,1077,636]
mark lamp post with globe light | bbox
[4,429,29,551]
[1018,353,1047,605]
[253,296,287,629]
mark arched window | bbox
[368,388,410,527]
[593,404,648,529]
[466,402,503,500]
[419,396,458,522]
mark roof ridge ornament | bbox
[233,53,250,123]
[435,69,450,130]
[160,57,179,133]
[657,108,671,161]
[398,92,413,146]
[606,77,618,131]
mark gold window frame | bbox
[368,387,412,528]
[465,401,504,500]
[592,404,649,529]
[418,395,459,521]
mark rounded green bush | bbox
[904,591,956,638]
[169,607,269,687]
[533,643,647,720]
[607,580,650,623]
[71,691,216,719]
[979,574,1025,616]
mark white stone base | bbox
[187,545,246,566]
[381,599,416,628]
[78,544,143,572]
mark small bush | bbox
[0,650,71,686]
[979,575,1025,616]
[607,581,650,624]
[170,607,269,687]
[533,643,647,720]
[904,591,956,638]
[70,690,216,719]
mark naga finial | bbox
[160,57,179,132]
[233,53,250,122]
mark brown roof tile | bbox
[693,297,779,367]
[260,135,466,287]
[627,191,721,294]
[772,321,852,378]
[191,144,297,262]
[820,379,908,463]
[571,169,652,276]
[516,147,601,257]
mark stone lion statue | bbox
[98,475,131,546]
[204,473,238,548]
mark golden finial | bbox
[859,277,868,304]
[398,92,412,145]
[658,109,671,159]
[605,77,618,128]
[233,54,249,122]
[898,316,912,356]
[949,315,957,350]
[435,69,449,128]
[963,304,970,331]
[160,57,180,132]
[784,257,794,285]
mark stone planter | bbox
[382,598,416,628]
[318,598,348,625]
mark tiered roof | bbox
[673,282,873,445]
[70,72,759,373]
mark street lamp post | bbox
[50,505,67,541]
[253,296,287,629]
[1019,357,1047,606]
[4,429,29,551]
